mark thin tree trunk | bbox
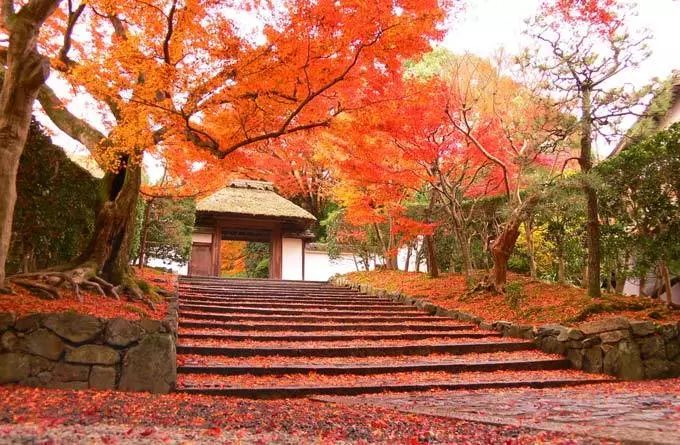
[452,223,473,280]
[638,273,647,297]
[524,219,537,279]
[578,84,602,298]
[404,244,412,272]
[556,240,566,284]
[660,261,673,306]
[351,253,360,272]
[137,197,153,269]
[425,188,439,278]
[0,0,62,289]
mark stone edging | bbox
[331,276,680,380]
[0,290,179,393]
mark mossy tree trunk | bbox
[0,0,62,289]
[74,160,141,284]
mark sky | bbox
[42,0,680,169]
[442,0,677,87]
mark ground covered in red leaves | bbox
[0,268,175,320]
[0,386,613,444]
[344,271,680,326]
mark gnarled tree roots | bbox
[7,265,157,309]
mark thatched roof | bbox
[196,180,316,222]
[610,72,680,158]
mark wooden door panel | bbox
[190,243,212,276]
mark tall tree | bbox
[525,0,652,297]
[4,0,450,297]
[0,0,62,291]
[441,54,568,291]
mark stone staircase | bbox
[175,276,610,397]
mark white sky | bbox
[43,0,679,168]
[440,0,679,156]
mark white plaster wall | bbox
[192,233,212,243]
[282,238,303,280]
[622,277,680,305]
[302,245,426,281]
[304,250,364,281]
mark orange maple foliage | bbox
[219,241,246,276]
[344,270,680,326]
[37,0,454,197]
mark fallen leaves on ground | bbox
[0,386,612,444]
[0,268,176,320]
[0,287,168,321]
[343,271,680,325]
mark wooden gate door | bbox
[189,243,213,276]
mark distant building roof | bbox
[196,180,317,222]
[610,71,680,158]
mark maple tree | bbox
[0,0,451,298]
[322,112,437,272]
[525,0,652,297]
[0,0,62,292]
[440,53,569,291]
[327,51,568,290]
[239,133,333,219]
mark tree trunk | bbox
[425,187,439,278]
[524,219,537,279]
[578,84,602,298]
[404,244,412,272]
[556,240,566,284]
[659,261,673,306]
[75,160,141,285]
[451,222,473,280]
[0,3,61,288]
[489,195,540,292]
[638,273,647,297]
[425,234,438,278]
[137,197,153,268]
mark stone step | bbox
[178,311,444,323]
[179,304,422,316]
[178,320,476,332]
[179,306,427,317]
[177,331,500,342]
[179,295,394,305]
[177,301,413,310]
[176,340,534,357]
[175,370,611,398]
[177,350,562,366]
[178,284,358,292]
[179,290,366,301]
[177,358,570,376]
[180,277,330,285]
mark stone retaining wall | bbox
[332,276,680,380]
[0,296,178,393]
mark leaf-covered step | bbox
[178,358,570,376]
[178,320,477,332]
[176,369,612,398]
[177,339,534,357]
[177,330,500,342]
[178,311,444,323]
